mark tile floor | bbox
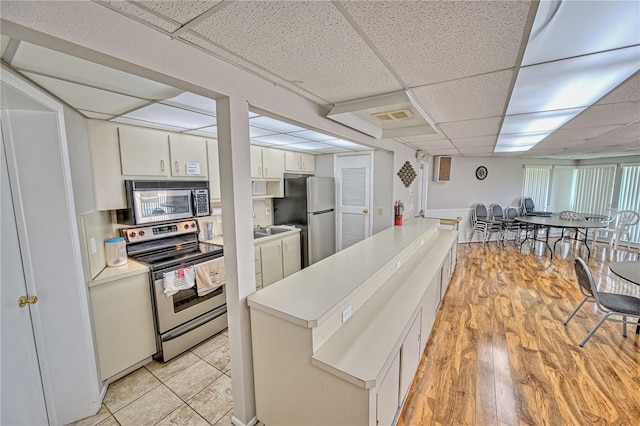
[70,330,233,426]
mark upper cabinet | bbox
[118,127,208,178]
[167,134,209,178]
[284,151,315,174]
[251,146,284,180]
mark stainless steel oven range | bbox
[123,219,226,362]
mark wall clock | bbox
[475,166,488,180]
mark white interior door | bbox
[1,132,49,426]
[336,154,372,250]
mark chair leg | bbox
[564,296,589,325]
[623,315,627,338]
[580,312,613,347]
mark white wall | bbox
[373,150,394,234]
[391,143,421,220]
[63,105,95,216]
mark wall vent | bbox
[434,156,452,182]
[371,109,414,121]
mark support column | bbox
[216,97,256,426]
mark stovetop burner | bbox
[131,241,223,271]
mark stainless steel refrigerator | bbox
[273,176,336,267]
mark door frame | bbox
[334,152,374,251]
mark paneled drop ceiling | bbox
[2,1,639,159]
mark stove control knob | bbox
[184,224,189,230]
[139,231,145,236]
[129,232,136,239]
[191,223,196,229]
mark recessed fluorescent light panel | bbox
[123,103,216,128]
[495,1,640,154]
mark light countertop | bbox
[88,259,149,288]
[247,218,441,328]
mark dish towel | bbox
[195,257,225,297]
[163,266,196,297]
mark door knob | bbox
[18,295,38,308]
[363,209,369,214]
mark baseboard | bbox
[232,415,258,426]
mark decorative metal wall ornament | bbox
[397,161,417,187]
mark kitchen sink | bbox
[253,227,291,239]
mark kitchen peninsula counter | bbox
[248,218,458,425]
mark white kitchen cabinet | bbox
[420,274,440,354]
[207,139,221,201]
[282,233,301,277]
[255,230,302,290]
[260,239,284,288]
[118,125,170,177]
[90,272,156,381]
[400,312,422,404]
[284,151,315,174]
[254,246,263,290]
[168,134,208,178]
[377,353,400,426]
[251,146,284,180]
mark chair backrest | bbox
[472,203,488,223]
[559,211,585,220]
[613,210,640,229]
[506,206,519,220]
[522,197,535,214]
[490,204,504,220]
[574,257,597,300]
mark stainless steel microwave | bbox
[119,180,211,225]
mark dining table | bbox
[515,215,608,260]
[609,261,640,334]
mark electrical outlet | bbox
[265,207,271,215]
[90,238,97,254]
[377,207,383,215]
[342,305,352,323]
[396,260,402,270]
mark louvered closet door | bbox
[336,154,371,250]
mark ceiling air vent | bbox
[371,109,414,121]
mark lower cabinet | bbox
[376,353,400,426]
[90,273,156,381]
[400,312,422,403]
[254,246,263,290]
[256,232,302,289]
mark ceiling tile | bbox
[132,1,217,25]
[396,133,447,144]
[13,42,182,100]
[534,139,586,149]
[101,1,180,32]
[595,72,640,105]
[161,92,217,116]
[410,140,454,150]
[438,117,502,139]
[593,122,640,140]
[251,134,309,145]
[23,72,149,115]
[186,1,401,103]
[411,70,513,123]
[341,1,531,87]
[452,136,497,148]
[457,146,495,155]
[561,102,640,129]
[111,117,189,133]
[542,126,619,142]
[185,126,218,137]
[79,111,115,120]
[249,126,277,138]
[123,103,216,128]
[426,148,461,156]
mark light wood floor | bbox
[398,240,640,426]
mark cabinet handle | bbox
[160,160,165,171]
[175,161,179,173]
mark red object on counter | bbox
[394,200,404,226]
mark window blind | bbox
[522,166,551,211]
[549,166,576,212]
[618,164,640,244]
[573,165,616,216]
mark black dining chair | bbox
[564,257,640,347]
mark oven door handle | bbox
[161,304,227,342]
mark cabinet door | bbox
[301,153,315,173]
[284,151,301,172]
[376,353,400,426]
[207,139,221,201]
[260,240,284,287]
[250,145,263,179]
[119,126,170,176]
[90,273,157,381]
[282,233,301,277]
[400,312,422,403]
[169,134,208,178]
[420,275,440,353]
[262,148,284,179]
[254,246,262,290]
